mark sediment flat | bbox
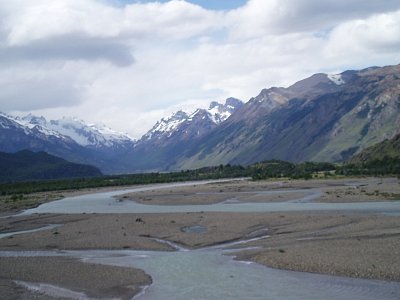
[1,211,399,281]
[118,177,400,205]
[0,177,399,298]
[0,256,151,300]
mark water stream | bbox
[0,224,60,239]
[17,180,400,215]
[2,180,400,299]
[1,242,399,300]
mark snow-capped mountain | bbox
[175,65,400,168]
[19,115,135,149]
[0,112,137,173]
[124,98,243,171]
[0,112,86,166]
[1,112,71,143]
[143,111,189,140]
[142,98,243,141]
[3,64,398,174]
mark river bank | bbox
[1,177,398,215]
[0,256,151,300]
[0,177,399,298]
[1,211,399,281]
[118,177,400,205]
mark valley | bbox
[1,2,400,299]
[1,64,399,174]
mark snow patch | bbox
[207,106,231,124]
[327,74,345,85]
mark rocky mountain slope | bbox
[0,150,102,182]
[172,64,400,170]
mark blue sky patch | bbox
[116,0,247,10]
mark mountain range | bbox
[1,64,399,173]
[0,113,136,173]
[172,65,400,169]
[128,97,244,171]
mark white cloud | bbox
[0,34,134,66]
[0,63,86,111]
[2,0,221,45]
[227,0,400,39]
[1,0,400,138]
[326,11,400,59]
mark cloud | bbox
[1,0,400,138]
[0,66,85,111]
[122,1,222,40]
[0,33,135,66]
[227,0,400,39]
[326,10,400,59]
[2,0,221,44]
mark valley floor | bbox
[0,177,399,298]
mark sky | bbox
[118,0,248,10]
[0,0,400,138]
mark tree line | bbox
[1,158,398,196]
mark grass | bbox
[0,192,63,213]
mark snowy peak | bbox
[3,113,66,140]
[48,117,96,147]
[0,112,26,132]
[207,97,243,124]
[142,98,243,141]
[144,111,189,140]
[0,113,135,149]
[249,72,348,111]
[225,97,244,110]
[20,114,47,126]
[46,117,134,148]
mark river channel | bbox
[3,180,400,299]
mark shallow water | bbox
[1,245,400,300]
[20,180,400,215]
[0,224,60,239]
[5,180,400,299]
[181,225,208,233]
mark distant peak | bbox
[142,98,243,141]
[173,110,189,118]
[209,101,220,110]
[225,97,243,108]
[20,114,47,125]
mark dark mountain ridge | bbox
[0,150,102,182]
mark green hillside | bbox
[0,150,102,182]
[347,133,400,164]
[336,133,400,175]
